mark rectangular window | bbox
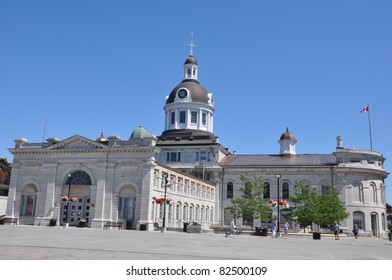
[179,111,186,123]
[202,113,207,125]
[196,151,211,162]
[191,111,198,124]
[167,152,181,162]
[170,112,175,125]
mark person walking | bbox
[353,224,359,240]
[271,220,277,238]
[333,221,340,240]
[230,218,236,237]
[283,220,289,239]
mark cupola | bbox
[279,128,297,156]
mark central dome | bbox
[166,80,209,104]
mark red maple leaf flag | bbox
[360,106,369,113]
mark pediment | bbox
[46,135,108,151]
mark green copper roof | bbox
[130,126,151,139]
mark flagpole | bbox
[367,105,373,151]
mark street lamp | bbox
[161,173,169,233]
[64,173,72,228]
[275,174,281,234]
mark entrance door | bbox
[61,196,91,226]
[371,213,378,237]
[119,197,135,229]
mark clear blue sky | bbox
[1,1,391,202]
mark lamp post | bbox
[275,174,281,234]
[64,173,72,228]
[161,173,169,233]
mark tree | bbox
[287,181,349,232]
[285,181,319,231]
[317,186,349,229]
[0,158,11,185]
[231,175,270,229]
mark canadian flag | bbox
[360,106,369,113]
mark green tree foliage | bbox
[317,186,349,227]
[0,158,11,185]
[287,181,349,231]
[285,181,319,230]
[231,175,270,228]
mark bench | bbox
[1,217,18,226]
[103,221,123,230]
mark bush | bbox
[388,223,392,232]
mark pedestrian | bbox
[353,224,359,240]
[333,221,340,240]
[271,220,277,238]
[283,220,289,239]
[230,218,236,237]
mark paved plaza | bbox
[0,225,391,260]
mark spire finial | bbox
[187,32,198,56]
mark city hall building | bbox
[5,50,389,236]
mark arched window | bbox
[189,204,194,221]
[176,202,181,221]
[353,211,365,229]
[65,170,92,185]
[227,182,233,199]
[321,183,330,195]
[263,182,270,199]
[282,182,289,199]
[371,183,378,204]
[183,204,188,222]
[353,183,363,203]
[20,184,37,216]
[118,185,136,220]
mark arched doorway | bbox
[118,185,137,229]
[371,212,379,237]
[61,171,92,226]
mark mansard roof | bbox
[220,154,337,167]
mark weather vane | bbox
[186,32,198,56]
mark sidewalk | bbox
[1,225,391,260]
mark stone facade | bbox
[5,134,215,230]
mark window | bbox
[183,204,188,221]
[176,203,181,220]
[196,151,211,162]
[282,182,289,199]
[227,182,233,199]
[167,152,181,162]
[66,171,92,185]
[118,197,134,220]
[179,111,186,123]
[20,184,37,216]
[189,204,194,221]
[321,184,330,195]
[171,112,175,125]
[20,195,36,216]
[191,111,198,124]
[371,183,378,204]
[263,182,270,199]
[353,211,365,229]
[353,183,364,202]
[202,113,207,125]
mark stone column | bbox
[90,162,115,229]
[5,163,20,218]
